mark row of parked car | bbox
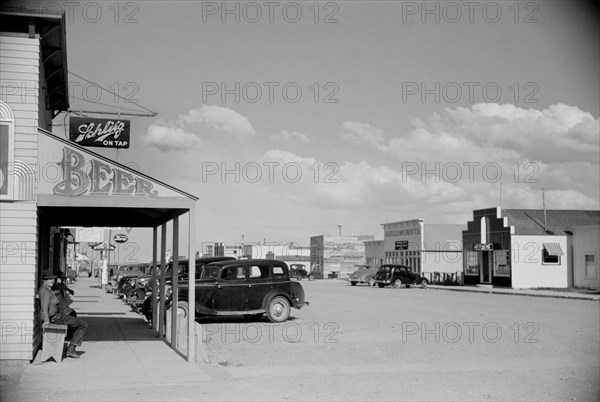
[106,257,308,324]
[348,264,429,288]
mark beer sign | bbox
[69,117,130,149]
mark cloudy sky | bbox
[12,0,599,255]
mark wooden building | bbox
[0,9,198,361]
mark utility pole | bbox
[338,225,342,237]
[542,188,547,230]
[499,181,502,208]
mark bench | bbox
[40,324,68,363]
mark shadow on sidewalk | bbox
[77,315,161,343]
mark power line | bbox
[63,71,157,117]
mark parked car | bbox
[139,256,236,324]
[66,269,77,284]
[163,257,235,282]
[348,265,379,286]
[169,259,307,323]
[289,263,313,280]
[373,264,428,288]
[116,274,142,298]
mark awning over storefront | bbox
[36,129,197,225]
[35,128,199,362]
[542,242,564,256]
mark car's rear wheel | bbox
[420,279,428,289]
[377,283,385,288]
[368,277,375,287]
[266,296,290,323]
[393,279,402,288]
[350,281,357,286]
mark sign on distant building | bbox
[69,117,130,149]
[473,243,494,251]
[75,227,104,243]
[395,240,408,250]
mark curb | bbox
[428,286,600,301]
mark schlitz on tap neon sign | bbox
[69,117,130,149]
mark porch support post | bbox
[158,223,167,338]
[151,226,158,332]
[187,207,196,362]
[170,215,179,351]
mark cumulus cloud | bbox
[144,104,256,151]
[179,104,255,137]
[144,124,200,151]
[434,103,598,164]
[260,102,599,211]
[344,103,598,166]
[271,130,309,143]
[258,150,469,209]
[340,121,386,150]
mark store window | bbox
[542,243,562,265]
[585,255,597,278]
[465,251,479,275]
[493,250,510,277]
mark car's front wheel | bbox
[176,300,189,319]
[350,281,357,286]
[393,279,402,288]
[420,279,428,289]
[377,283,385,288]
[266,296,290,323]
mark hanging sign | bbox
[473,243,494,251]
[69,117,130,148]
[114,234,128,243]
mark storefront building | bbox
[1,10,198,361]
[310,234,374,279]
[378,219,464,276]
[463,207,600,289]
[364,240,384,267]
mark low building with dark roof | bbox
[463,207,600,289]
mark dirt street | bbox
[197,280,600,401]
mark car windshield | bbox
[200,266,220,279]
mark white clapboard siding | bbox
[0,200,38,361]
[1,295,36,304]
[0,233,37,243]
[1,33,43,360]
[0,272,36,282]
[1,336,35,347]
[1,303,35,313]
[0,288,36,297]
[0,263,37,274]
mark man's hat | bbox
[41,273,58,280]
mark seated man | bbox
[53,276,76,317]
[38,273,88,358]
